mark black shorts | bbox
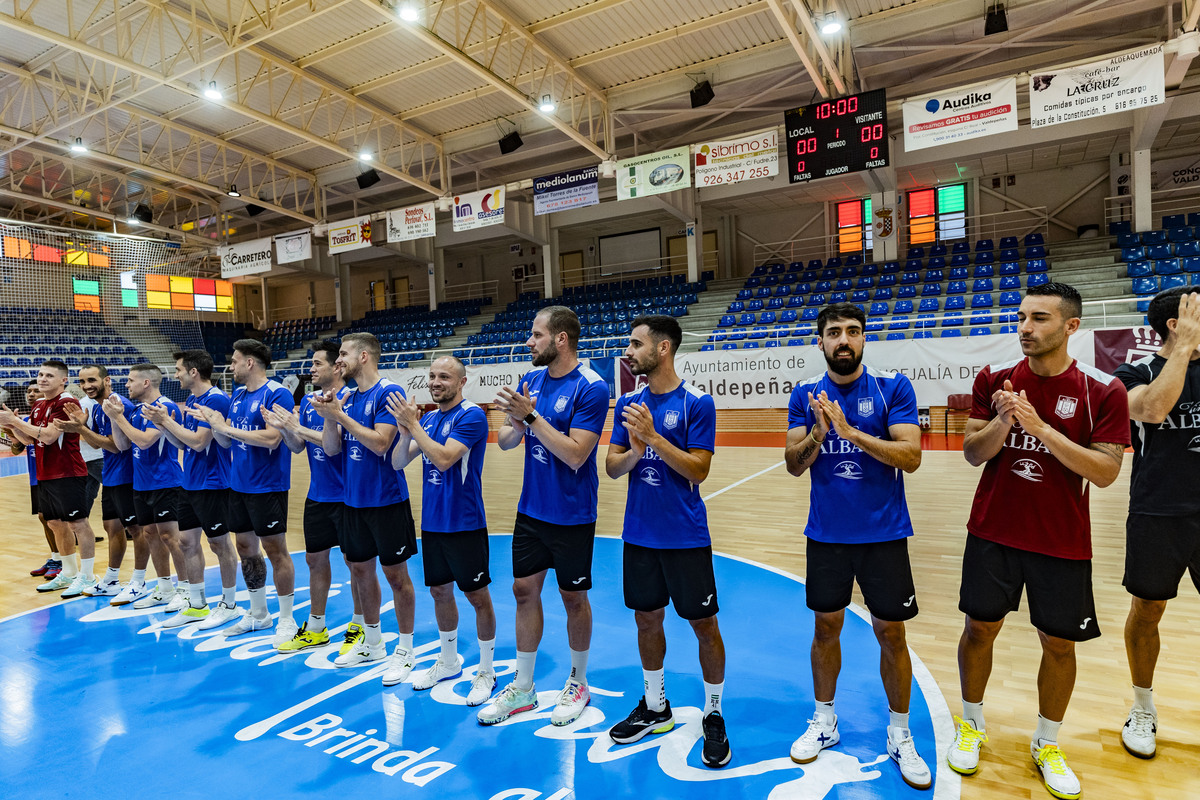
[178,489,231,538]
[228,490,288,537]
[84,459,102,514]
[1124,511,1200,601]
[342,501,417,567]
[623,542,719,620]
[101,483,137,526]
[30,484,38,516]
[959,534,1099,642]
[38,476,89,522]
[805,537,919,622]
[133,487,180,526]
[512,512,596,591]
[422,528,490,591]
[304,499,343,553]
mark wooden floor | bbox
[3,445,1198,799]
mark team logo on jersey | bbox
[1011,458,1044,482]
[251,401,260,413]
[427,470,443,486]
[365,401,373,416]
[554,395,569,413]
[1054,395,1078,419]
[833,461,864,480]
[348,446,364,462]
[858,397,875,417]
[1189,434,1200,453]
[663,410,679,430]
[639,466,662,487]
[531,444,549,464]
[442,421,451,437]
[312,449,325,462]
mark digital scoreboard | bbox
[784,89,889,183]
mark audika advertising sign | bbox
[452,186,505,232]
[902,77,1018,151]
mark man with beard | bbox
[478,306,609,726]
[954,283,1128,800]
[783,302,930,790]
[15,381,62,580]
[390,355,497,705]
[604,315,730,768]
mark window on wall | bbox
[907,184,967,245]
[836,198,873,254]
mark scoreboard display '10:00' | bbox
[784,89,889,183]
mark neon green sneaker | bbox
[162,605,210,629]
[278,622,330,652]
[339,623,364,656]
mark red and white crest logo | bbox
[1055,395,1078,419]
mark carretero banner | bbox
[1030,44,1164,128]
[903,77,1017,152]
[219,236,273,278]
[452,186,505,232]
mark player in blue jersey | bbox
[604,315,731,768]
[142,350,241,629]
[478,306,610,726]
[263,339,365,654]
[192,339,297,644]
[102,363,189,615]
[314,332,418,685]
[389,355,497,706]
[783,303,930,789]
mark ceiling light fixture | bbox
[226,184,241,198]
[70,137,88,153]
[820,13,843,35]
[204,81,223,100]
[539,94,556,113]
[359,150,373,162]
[397,2,419,21]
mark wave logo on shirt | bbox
[531,444,549,464]
[441,421,451,437]
[1054,395,1078,419]
[312,449,325,462]
[1187,434,1200,453]
[833,461,864,480]
[858,397,874,418]
[427,469,443,486]
[639,466,662,487]
[663,410,679,430]
[348,446,364,462]
[1011,458,1044,482]
[554,395,569,413]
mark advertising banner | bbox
[616,146,690,200]
[1030,44,1164,128]
[693,129,779,187]
[533,167,599,215]
[327,216,373,254]
[452,186,505,232]
[274,231,312,265]
[219,236,273,278]
[386,202,436,242]
[903,77,1018,151]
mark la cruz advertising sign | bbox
[386,202,436,242]
[693,129,779,187]
[1030,44,1165,128]
[219,236,273,278]
[327,216,373,254]
[452,186,505,232]
[533,167,599,215]
[903,77,1017,151]
[616,146,691,200]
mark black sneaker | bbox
[702,711,732,768]
[609,698,674,744]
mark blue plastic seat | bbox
[851,290,870,302]
[999,291,1021,306]
[1156,258,1182,275]
[748,299,764,312]
[999,275,1021,289]
[973,278,994,292]
[951,241,970,254]
[897,285,917,299]
[973,264,995,278]
[1163,214,1186,229]
[949,266,969,280]
[921,283,942,297]
[1183,256,1200,273]
[919,297,940,312]
[1162,274,1189,290]
[950,254,969,267]
[970,327,992,336]
[925,269,944,282]
[1025,258,1048,273]
[1026,272,1050,287]
[947,280,967,294]
[888,316,911,330]
[894,300,914,314]
[873,287,894,299]
[945,296,966,310]
[887,332,906,340]
[971,293,994,309]
[941,329,963,337]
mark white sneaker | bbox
[165,589,189,613]
[381,644,416,685]
[222,611,273,637]
[887,727,932,790]
[1122,707,1157,759]
[334,638,387,668]
[161,605,209,629]
[84,578,122,597]
[271,617,299,649]
[197,601,240,630]
[790,714,839,763]
[61,574,97,599]
[132,584,174,609]
[110,581,147,606]
[550,678,591,726]
[947,715,988,775]
[466,669,497,707]
[1031,741,1082,800]
[413,654,464,690]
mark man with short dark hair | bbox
[954,282,1129,799]
[1113,288,1200,759]
[15,381,60,579]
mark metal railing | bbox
[559,251,717,289]
[1104,188,1200,231]
[267,300,338,324]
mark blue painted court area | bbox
[0,537,957,800]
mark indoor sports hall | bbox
[2,1,1199,799]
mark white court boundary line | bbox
[702,459,786,502]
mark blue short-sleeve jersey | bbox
[611,381,716,548]
[787,367,919,544]
[228,380,294,494]
[419,401,488,533]
[182,387,231,491]
[131,398,184,491]
[300,387,347,503]
[93,394,135,486]
[516,364,610,525]
[342,379,407,508]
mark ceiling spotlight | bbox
[226,184,241,198]
[539,94,556,113]
[820,13,843,35]
[397,2,419,21]
[70,137,88,154]
[359,150,373,162]
[498,130,524,155]
[690,80,715,109]
[204,81,223,100]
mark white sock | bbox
[352,613,365,626]
[60,556,78,578]
[478,637,495,673]
[889,708,910,738]
[222,585,236,605]
[248,587,268,617]
[80,557,94,578]
[643,668,666,712]
[569,647,589,684]
[1034,715,1062,747]
[439,629,458,664]
[365,623,382,645]
[1132,685,1155,714]
[177,580,189,595]
[308,613,325,632]
[188,583,206,608]
[51,551,60,561]
[104,567,119,582]
[703,681,724,716]
[157,576,171,590]
[132,568,146,585]
[397,632,414,652]
[815,699,835,723]
[278,592,294,621]
[962,699,985,731]
[514,650,537,691]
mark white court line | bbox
[702,459,785,502]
